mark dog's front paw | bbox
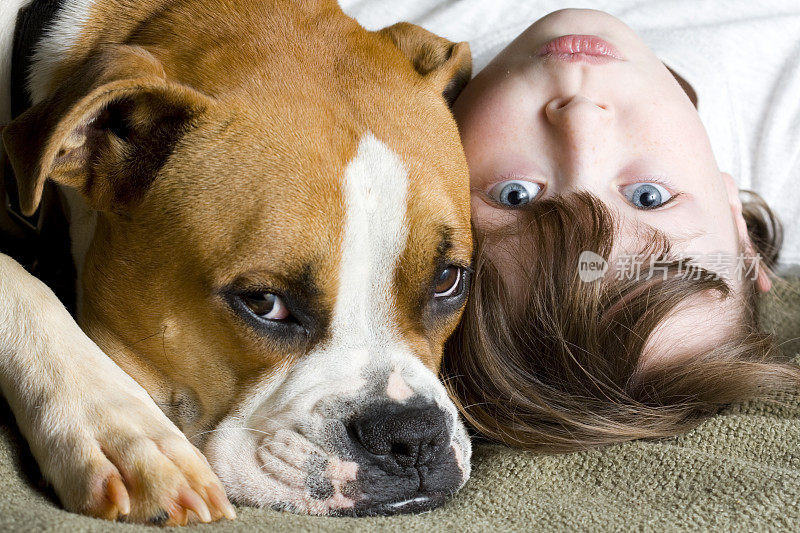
[25,363,236,525]
[0,255,235,525]
[39,388,236,525]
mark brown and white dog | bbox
[0,0,473,525]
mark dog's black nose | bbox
[348,403,450,468]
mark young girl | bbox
[342,1,800,450]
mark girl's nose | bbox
[544,94,612,127]
[543,95,615,184]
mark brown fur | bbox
[3,0,471,438]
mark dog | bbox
[0,0,473,525]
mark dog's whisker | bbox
[187,426,273,442]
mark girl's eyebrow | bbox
[668,228,708,244]
[621,204,706,247]
[645,222,707,247]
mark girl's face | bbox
[453,9,765,361]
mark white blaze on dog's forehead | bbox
[231,132,411,416]
[28,0,96,104]
[386,368,413,401]
[330,131,408,354]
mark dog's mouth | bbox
[330,400,467,515]
[340,493,447,517]
[205,398,471,516]
[245,401,467,516]
[203,357,472,517]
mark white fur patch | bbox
[332,131,409,352]
[28,0,96,104]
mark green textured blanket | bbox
[1,279,798,532]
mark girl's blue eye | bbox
[620,182,673,209]
[488,180,543,208]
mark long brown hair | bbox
[443,191,799,452]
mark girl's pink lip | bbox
[538,35,624,63]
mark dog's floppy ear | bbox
[2,45,212,215]
[379,22,472,107]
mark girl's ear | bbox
[721,172,772,293]
[722,172,749,244]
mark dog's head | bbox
[3,8,472,516]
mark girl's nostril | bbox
[547,98,570,110]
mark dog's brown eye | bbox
[434,266,462,298]
[241,293,290,320]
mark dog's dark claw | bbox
[148,510,169,525]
